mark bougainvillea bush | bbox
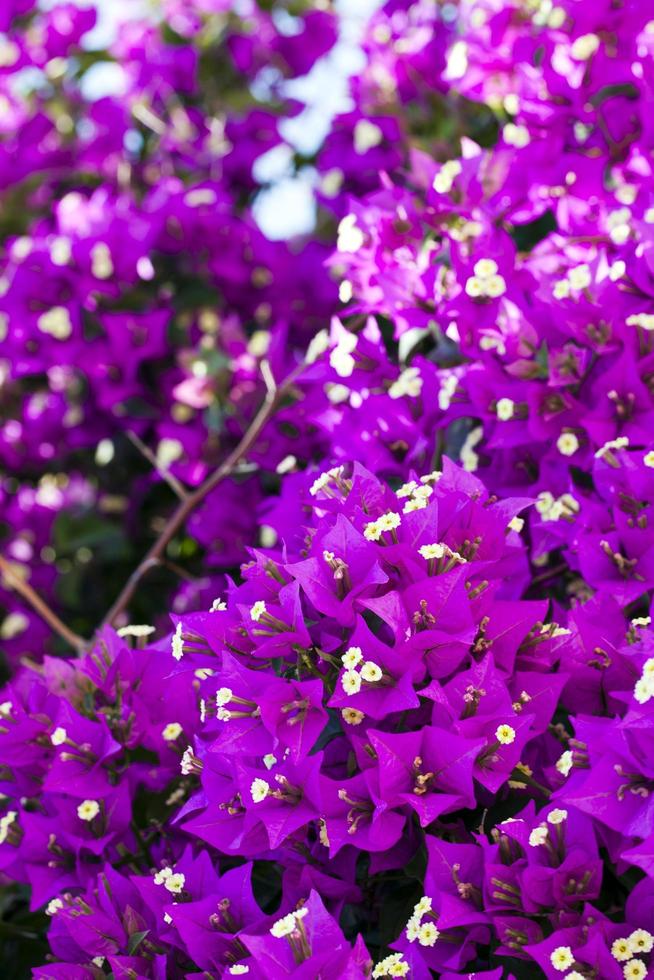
[2,0,654,977]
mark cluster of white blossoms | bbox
[528,808,567,846]
[553,262,592,299]
[153,866,186,894]
[405,895,440,948]
[269,906,308,938]
[535,490,579,523]
[372,951,410,977]
[341,646,383,695]
[364,511,401,541]
[395,480,433,513]
[633,657,654,705]
[612,931,654,962]
[465,258,507,299]
[76,800,100,822]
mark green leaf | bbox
[127,929,150,955]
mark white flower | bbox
[557,432,579,456]
[550,945,575,971]
[164,873,186,895]
[495,724,516,745]
[353,119,383,154]
[623,959,648,980]
[329,331,358,378]
[629,930,654,954]
[613,938,635,962]
[547,808,568,825]
[644,451,654,468]
[162,722,183,742]
[77,799,100,822]
[154,867,173,885]
[508,517,524,533]
[377,512,401,532]
[46,898,64,916]
[406,915,421,942]
[37,307,73,340]
[342,670,362,695]
[91,242,113,279]
[418,921,439,947]
[396,481,418,499]
[341,647,363,669]
[337,214,365,253]
[50,727,67,746]
[0,810,17,843]
[556,750,574,776]
[389,366,422,399]
[570,33,600,60]
[414,896,432,916]
[433,159,462,194]
[474,258,498,277]
[361,661,383,683]
[180,747,195,775]
[634,678,653,705]
[627,314,654,331]
[210,598,227,612]
[529,825,549,847]
[496,398,515,421]
[172,621,184,661]
[270,912,298,938]
[229,967,250,976]
[418,543,446,560]
[250,601,267,622]
[263,753,277,770]
[504,123,530,148]
[567,264,592,290]
[341,707,365,726]
[215,687,233,706]
[250,778,270,803]
[116,623,155,638]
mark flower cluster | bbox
[2,0,654,976]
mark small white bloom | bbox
[37,307,73,340]
[557,432,579,456]
[77,800,100,822]
[570,33,600,60]
[337,214,365,253]
[361,661,383,683]
[508,517,524,533]
[550,945,575,971]
[164,872,186,895]
[341,647,363,669]
[250,778,270,803]
[210,598,227,612]
[172,621,184,661]
[529,825,549,847]
[342,670,362,695]
[153,867,172,885]
[496,397,515,421]
[556,749,574,776]
[46,898,64,916]
[50,726,67,746]
[547,808,568,825]
[270,912,299,938]
[250,601,267,622]
[215,687,233,706]
[116,624,155,638]
[341,707,365,726]
[628,930,654,954]
[495,724,516,745]
[353,119,383,154]
[418,542,446,560]
[613,938,635,963]
[162,722,183,742]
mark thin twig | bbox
[100,360,304,629]
[127,430,189,501]
[0,555,85,652]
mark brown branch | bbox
[0,555,85,652]
[100,360,304,630]
[127,430,189,501]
